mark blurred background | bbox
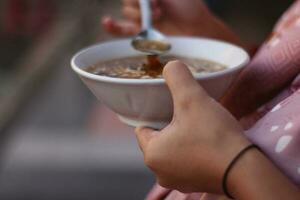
[0,0,294,199]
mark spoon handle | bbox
[139,0,152,30]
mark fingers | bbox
[122,0,162,22]
[103,0,162,36]
[101,16,139,36]
[163,61,208,111]
[122,6,141,22]
[135,127,157,153]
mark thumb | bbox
[163,61,208,111]
[135,127,158,153]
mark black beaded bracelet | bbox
[222,144,261,199]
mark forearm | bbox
[228,149,300,200]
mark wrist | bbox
[227,148,300,200]
[226,146,260,199]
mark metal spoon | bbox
[132,0,171,55]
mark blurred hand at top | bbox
[101,0,244,46]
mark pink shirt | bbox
[146,1,300,199]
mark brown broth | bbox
[86,55,227,79]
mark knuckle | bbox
[178,96,192,111]
[157,178,172,189]
[177,89,208,112]
[178,88,201,108]
[144,147,163,171]
[187,86,204,99]
[144,151,158,169]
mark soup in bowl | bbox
[71,37,249,129]
[86,55,227,79]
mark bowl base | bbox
[117,115,167,130]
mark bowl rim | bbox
[71,36,250,85]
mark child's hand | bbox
[102,0,243,45]
[135,61,250,193]
[102,0,209,36]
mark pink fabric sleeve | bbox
[222,0,300,119]
[246,79,300,186]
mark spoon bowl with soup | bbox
[71,37,249,129]
[131,0,171,55]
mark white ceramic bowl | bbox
[71,37,249,129]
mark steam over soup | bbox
[85,55,227,79]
